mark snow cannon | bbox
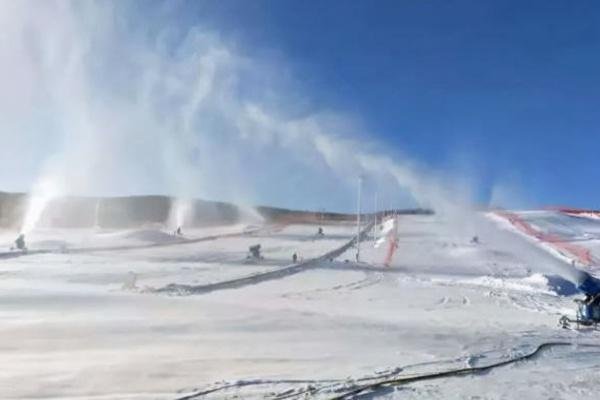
[14,234,27,252]
[577,272,600,296]
[248,244,262,260]
[559,271,600,329]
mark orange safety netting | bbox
[495,210,595,266]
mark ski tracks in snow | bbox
[282,271,383,300]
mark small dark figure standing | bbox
[317,227,324,236]
[15,234,26,251]
[176,226,182,236]
[292,252,298,263]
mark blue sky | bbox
[1,1,599,211]
[171,0,600,208]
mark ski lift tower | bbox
[356,175,363,262]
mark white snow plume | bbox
[1,1,475,228]
[20,174,63,234]
[168,198,195,229]
[239,106,474,216]
[489,176,535,210]
[237,204,265,225]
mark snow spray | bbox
[20,176,61,234]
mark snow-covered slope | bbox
[0,215,598,399]
[495,210,600,274]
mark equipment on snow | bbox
[559,273,600,329]
[247,244,263,260]
[14,234,27,252]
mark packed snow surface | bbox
[1,215,599,399]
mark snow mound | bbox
[457,273,578,297]
[124,229,183,244]
[457,273,551,295]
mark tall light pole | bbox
[356,175,363,262]
[373,190,378,244]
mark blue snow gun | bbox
[559,271,600,329]
[577,272,600,296]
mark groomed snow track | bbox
[152,222,375,296]
[0,229,261,260]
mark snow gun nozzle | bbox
[577,272,600,296]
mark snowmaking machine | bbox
[12,234,27,252]
[559,273,600,329]
[244,244,264,263]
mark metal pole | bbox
[373,190,378,243]
[356,176,363,262]
[374,191,378,224]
